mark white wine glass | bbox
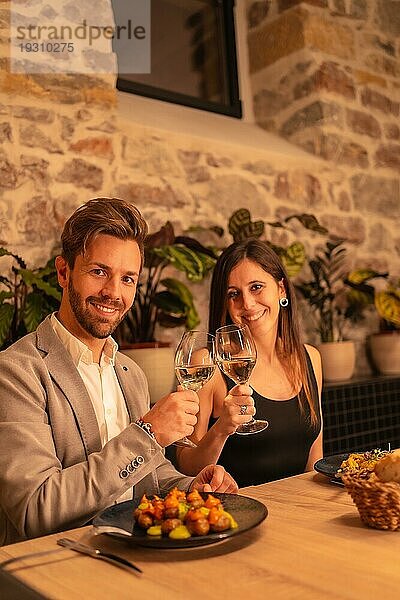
[215,324,269,435]
[174,330,216,448]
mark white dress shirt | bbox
[50,313,132,501]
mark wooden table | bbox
[1,471,399,600]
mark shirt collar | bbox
[50,313,118,367]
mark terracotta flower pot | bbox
[369,331,400,375]
[120,343,176,404]
[317,340,356,383]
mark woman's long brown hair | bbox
[209,239,318,426]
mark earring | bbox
[280,297,289,308]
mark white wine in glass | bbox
[174,330,216,447]
[215,324,269,435]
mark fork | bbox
[0,538,142,576]
[57,538,142,575]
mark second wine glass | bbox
[174,330,216,448]
[215,324,269,435]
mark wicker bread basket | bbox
[342,472,400,531]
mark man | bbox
[0,197,237,546]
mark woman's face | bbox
[226,258,286,337]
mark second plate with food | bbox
[314,453,349,478]
[93,492,268,549]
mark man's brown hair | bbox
[61,197,148,267]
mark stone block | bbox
[20,154,50,188]
[278,0,327,10]
[13,106,55,123]
[293,130,369,168]
[354,69,387,88]
[206,153,233,168]
[248,1,271,29]
[361,33,395,57]
[185,166,210,184]
[281,101,342,137]
[0,121,11,142]
[20,124,63,154]
[248,8,306,72]
[375,144,400,173]
[384,123,400,140]
[294,61,355,100]
[115,182,186,209]
[69,137,114,161]
[242,161,275,176]
[304,13,355,60]
[330,0,368,19]
[16,195,59,244]
[351,174,400,217]
[346,108,381,138]
[274,170,323,208]
[207,175,265,219]
[254,89,291,121]
[375,0,400,37]
[364,54,400,78]
[60,116,74,141]
[56,158,103,191]
[177,150,200,166]
[319,214,366,244]
[0,158,17,188]
[361,88,399,116]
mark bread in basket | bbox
[342,449,400,531]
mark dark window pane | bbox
[113,0,241,118]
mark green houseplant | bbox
[114,222,218,403]
[0,248,61,350]
[192,208,328,279]
[115,221,217,345]
[344,271,400,374]
[295,239,367,381]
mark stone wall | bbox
[1,0,399,375]
[248,0,400,264]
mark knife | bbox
[57,537,142,575]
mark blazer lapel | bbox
[36,317,102,455]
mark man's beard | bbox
[68,278,126,339]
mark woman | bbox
[176,239,323,487]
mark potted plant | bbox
[115,221,218,402]
[193,208,328,279]
[345,272,400,375]
[0,248,61,350]
[296,239,362,382]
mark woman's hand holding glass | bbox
[213,383,255,437]
[215,324,269,435]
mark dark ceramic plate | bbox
[93,492,268,549]
[314,453,349,478]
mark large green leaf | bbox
[152,246,207,282]
[284,214,328,235]
[160,278,199,329]
[19,270,61,301]
[281,242,306,278]
[23,293,47,332]
[228,209,264,242]
[153,290,186,314]
[0,303,14,348]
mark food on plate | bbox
[336,449,391,479]
[374,448,400,483]
[133,488,238,539]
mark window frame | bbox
[116,0,242,119]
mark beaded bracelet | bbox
[135,417,156,440]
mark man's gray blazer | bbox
[0,316,192,546]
